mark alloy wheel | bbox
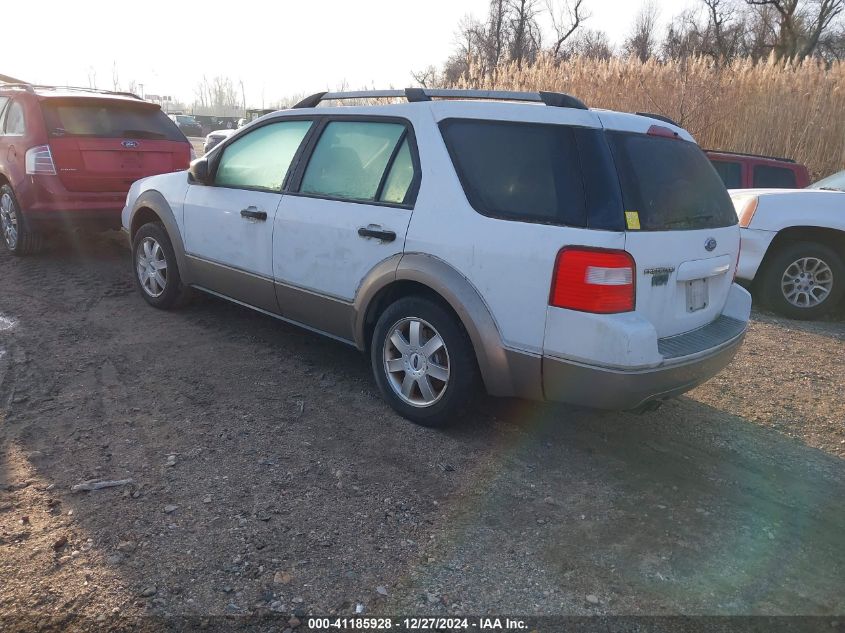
[0,192,18,250]
[136,237,168,298]
[781,257,833,308]
[383,317,450,407]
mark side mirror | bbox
[188,157,211,185]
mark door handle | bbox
[357,226,396,242]
[240,206,267,221]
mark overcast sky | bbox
[6,0,697,107]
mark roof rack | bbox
[293,88,588,110]
[0,79,141,100]
[635,112,680,127]
[703,148,796,164]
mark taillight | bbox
[647,124,679,139]
[550,247,636,313]
[25,145,56,175]
[736,196,758,227]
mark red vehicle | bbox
[706,150,810,190]
[0,81,192,255]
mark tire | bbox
[131,222,189,310]
[0,184,44,256]
[370,296,479,427]
[759,241,845,320]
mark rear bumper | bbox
[542,328,745,409]
[16,175,124,226]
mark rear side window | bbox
[300,121,411,203]
[0,97,9,121]
[710,160,742,189]
[440,119,586,226]
[215,120,313,191]
[608,132,737,231]
[42,101,184,140]
[753,165,797,188]
[4,101,25,135]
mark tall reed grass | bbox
[449,55,845,180]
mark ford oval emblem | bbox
[122,140,139,149]
[705,237,717,252]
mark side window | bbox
[4,101,25,135]
[379,138,414,204]
[300,121,410,203]
[215,120,312,191]
[753,165,797,188]
[710,159,742,189]
[440,119,586,226]
[0,97,9,127]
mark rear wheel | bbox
[371,296,478,427]
[760,241,844,320]
[0,185,43,256]
[132,222,189,309]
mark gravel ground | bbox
[0,230,843,631]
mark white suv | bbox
[122,88,751,426]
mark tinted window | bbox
[710,159,742,189]
[301,121,406,202]
[42,101,184,140]
[4,101,25,135]
[379,138,414,204]
[753,165,797,188]
[441,119,586,226]
[215,120,312,191]
[608,132,737,230]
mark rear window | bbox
[608,132,737,231]
[440,119,586,226]
[42,101,185,141]
[710,159,742,189]
[753,164,797,188]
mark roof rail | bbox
[635,112,680,127]
[293,88,588,110]
[0,80,141,100]
[704,149,797,164]
[0,82,34,93]
[0,73,27,84]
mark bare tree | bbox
[746,0,845,61]
[624,0,660,61]
[566,28,614,58]
[508,0,543,67]
[547,0,589,57]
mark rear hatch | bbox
[41,98,191,193]
[606,128,740,338]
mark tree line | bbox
[415,0,845,85]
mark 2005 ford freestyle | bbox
[122,88,752,426]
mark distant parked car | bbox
[168,114,203,137]
[203,128,235,153]
[731,173,845,319]
[0,82,192,255]
[122,88,750,426]
[707,150,810,190]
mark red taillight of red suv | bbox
[550,247,636,313]
[25,145,57,175]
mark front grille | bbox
[658,315,746,360]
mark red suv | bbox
[0,83,192,255]
[706,150,810,190]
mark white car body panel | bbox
[729,188,845,281]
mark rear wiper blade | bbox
[817,187,844,192]
[662,214,715,228]
[121,129,166,139]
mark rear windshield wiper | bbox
[121,129,167,140]
[816,187,844,192]
[661,214,715,228]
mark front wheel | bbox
[132,222,189,309]
[370,296,478,427]
[760,241,844,320]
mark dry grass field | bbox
[450,55,845,179]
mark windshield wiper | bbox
[121,129,167,140]
[816,187,844,192]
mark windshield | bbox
[607,131,738,230]
[807,170,845,191]
[177,115,198,124]
[43,101,185,140]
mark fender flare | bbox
[353,253,541,399]
[129,190,192,284]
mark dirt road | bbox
[1,231,843,629]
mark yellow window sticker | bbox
[625,211,641,230]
